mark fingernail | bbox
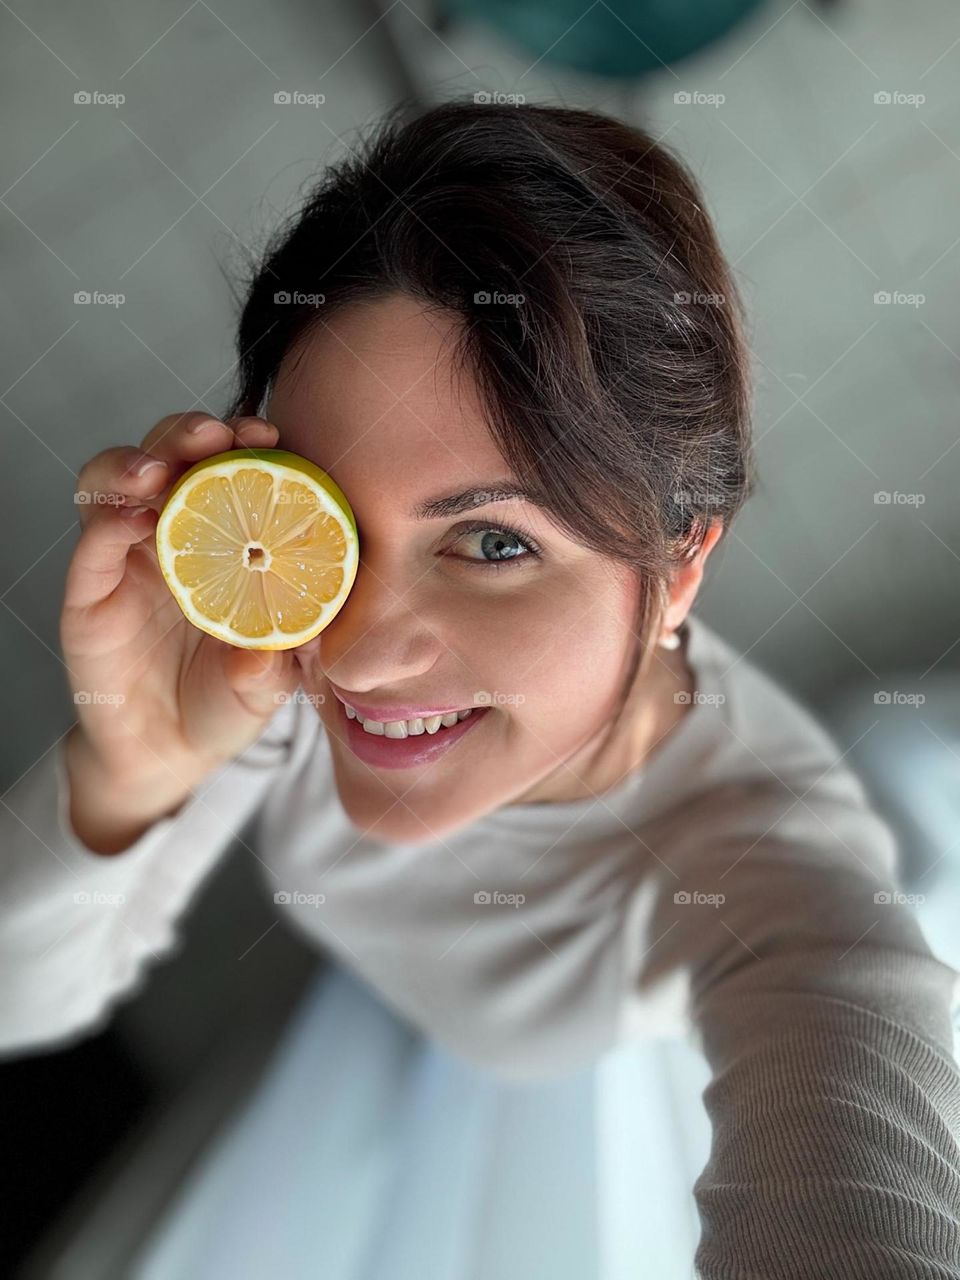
[124,505,149,517]
[135,458,166,478]
[188,418,221,434]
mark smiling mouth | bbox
[336,699,492,769]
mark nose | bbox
[299,560,440,693]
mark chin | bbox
[329,763,479,847]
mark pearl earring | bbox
[659,629,681,650]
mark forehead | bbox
[266,293,510,493]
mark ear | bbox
[661,517,724,634]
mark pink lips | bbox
[337,698,491,770]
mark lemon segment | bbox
[155,448,359,650]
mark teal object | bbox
[443,0,768,79]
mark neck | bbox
[509,631,696,807]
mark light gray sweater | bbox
[2,612,960,1277]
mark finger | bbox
[64,502,158,612]
[224,415,281,449]
[138,411,236,469]
[75,446,171,530]
[221,646,297,716]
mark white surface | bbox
[131,961,711,1280]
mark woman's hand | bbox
[61,412,301,812]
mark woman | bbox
[3,100,959,1278]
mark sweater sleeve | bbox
[0,698,300,1058]
[633,772,960,1280]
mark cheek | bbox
[461,581,632,732]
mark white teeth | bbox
[346,703,476,737]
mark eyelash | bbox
[449,521,543,570]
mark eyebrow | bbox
[412,482,542,520]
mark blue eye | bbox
[450,522,543,570]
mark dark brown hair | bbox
[225,97,754,701]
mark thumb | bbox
[225,647,297,714]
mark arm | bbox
[0,697,301,1057]
[634,771,960,1279]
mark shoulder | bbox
[681,613,873,812]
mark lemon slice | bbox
[155,447,359,650]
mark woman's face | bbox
[266,292,664,845]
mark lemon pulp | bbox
[155,448,359,650]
